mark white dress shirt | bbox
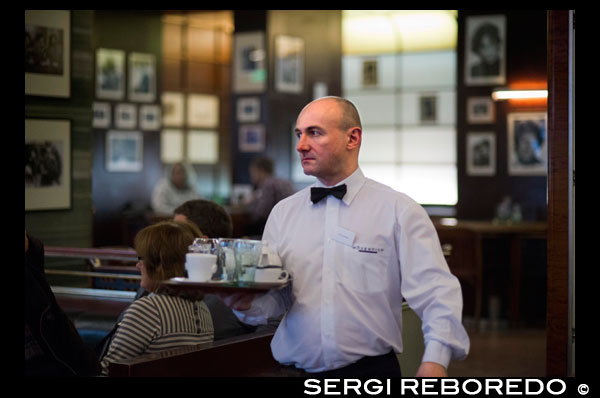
[234,168,469,373]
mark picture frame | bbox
[465,15,506,86]
[139,104,161,131]
[187,94,219,128]
[236,97,261,123]
[239,124,265,152]
[160,129,184,163]
[420,94,437,124]
[233,31,267,93]
[467,96,495,124]
[187,130,219,164]
[275,35,304,94]
[507,112,547,176]
[362,59,378,87]
[161,92,185,127]
[114,103,137,130]
[92,102,111,129]
[106,130,143,172]
[466,132,496,176]
[128,52,156,103]
[96,48,126,100]
[25,10,70,98]
[25,119,71,210]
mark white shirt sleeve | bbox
[397,201,470,367]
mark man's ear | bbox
[346,127,362,150]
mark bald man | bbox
[221,96,469,377]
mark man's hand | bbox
[416,362,448,377]
[216,292,258,311]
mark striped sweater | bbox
[101,293,214,375]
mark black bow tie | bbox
[311,184,347,204]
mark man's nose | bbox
[296,134,309,152]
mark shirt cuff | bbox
[421,339,452,369]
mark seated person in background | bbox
[25,232,100,376]
[243,157,295,237]
[100,221,214,375]
[174,198,233,240]
[174,199,260,340]
[151,162,199,215]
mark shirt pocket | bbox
[339,244,388,294]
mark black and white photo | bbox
[466,132,496,176]
[275,35,304,93]
[507,112,547,176]
[236,97,261,123]
[25,10,70,98]
[467,96,496,124]
[25,119,71,210]
[128,52,156,103]
[93,102,111,129]
[106,130,143,172]
[465,15,506,86]
[115,103,137,130]
[96,48,126,100]
[420,94,437,124]
[239,124,265,152]
[139,104,161,131]
[233,32,266,93]
[362,59,378,87]
[162,92,185,127]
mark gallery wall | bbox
[25,10,95,248]
[456,10,548,221]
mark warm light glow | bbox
[492,89,548,101]
[342,10,457,55]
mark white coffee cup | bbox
[254,267,289,283]
[185,253,218,282]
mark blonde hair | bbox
[134,220,201,291]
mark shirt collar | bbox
[311,167,366,206]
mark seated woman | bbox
[100,221,214,375]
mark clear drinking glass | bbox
[233,239,263,283]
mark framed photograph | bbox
[96,48,126,100]
[139,105,161,131]
[128,52,156,103]
[465,15,506,86]
[160,129,184,163]
[507,112,547,176]
[114,103,137,130]
[106,131,143,172]
[362,59,378,87]
[466,132,496,176]
[420,94,437,124]
[275,35,304,94]
[25,119,71,210]
[92,102,111,129]
[233,31,266,93]
[467,96,495,124]
[25,10,70,98]
[187,130,219,164]
[239,124,265,152]
[187,94,219,128]
[236,97,261,123]
[162,92,185,127]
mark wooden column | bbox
[545,10,571,377]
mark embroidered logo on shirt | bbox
[353,245,384,254]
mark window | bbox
[340,10,458,208]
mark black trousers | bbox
[283,351,402,378]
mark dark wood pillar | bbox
[545,10,572,377]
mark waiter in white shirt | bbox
[220,96,469,377]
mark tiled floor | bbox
[448,327,547,377]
